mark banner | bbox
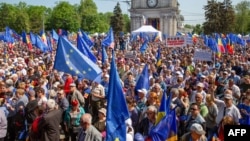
[193,50,212,61]
[185,36,193,45]
[166,36,185,47]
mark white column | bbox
[172,15,177,36]
[168,15,172,36]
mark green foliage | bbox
[98,12,112,32]
[13,9,30,33]
[192,24,203,35]
[27,6,47,33]
[0,0,130,34]
[49,1,80,31]
[79,0,98,15]
[110,2,124,37]
[123,14,130,33]
[203,0,235,34]
[234,0,250,34]
[184,24,193,29]
[79,0,100,33]
[0,3,17,31]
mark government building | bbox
[129,0,182,36]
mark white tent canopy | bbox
[132,25,162,41]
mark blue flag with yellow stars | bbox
[54,36,102,82]
[106,50,130,141]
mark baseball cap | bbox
[224,94,233,100]
[71,100,78,106]
[137,88,147,95]
[98,108,106,116]
[197,82,204,88]
[70,83,76,87]
[190,123,205,135]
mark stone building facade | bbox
[129,0,179,36]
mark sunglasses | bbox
[190,108,198,111]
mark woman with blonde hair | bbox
[205,94,218,138]
[215,116,236,141]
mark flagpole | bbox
[213,52,216,68]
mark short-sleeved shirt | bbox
[215,99,241,125]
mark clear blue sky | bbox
[1,0,244,25]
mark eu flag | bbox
[46,36,52,52]
[77,33,97,63]
[54,36,102,82]
[101,45,108,65]
[35,35,47,52]
[139,40,148,53]
[102,27,114,48]
[106,50,130,141]
[4,27,14,43]
[150,109,177,141]
[176,32,183,36]
[135,64,149,93]
[21,31,27,43]
[51,29,59,41]
[30,32,36,45]
[81,30,94,48]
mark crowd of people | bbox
[0,34,249,141]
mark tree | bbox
[79,0,100,33]
[192,24,203,35]
[220,0,235,33]
[234,0,250,34]
[0,3,17,30]
[110,2,124,36]
[49,1,80,31]
[123,14,130,33]
[13,10,30,33]
[12,2,30,33]
[98,12,111,32]
[27,5,47,33]
[184,24,193,29]
[203,0,235,34]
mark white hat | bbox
[46,99,56,110]
[137,88,147,95]
[125,118,132,127]
[178,74,183,78]
[224,94,233,100]
[176,71,181,75]
[69,83,76,87]
[190,123,205,135]
[197,82,204,88]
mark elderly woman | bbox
[137,105,157,139]
[181,123,207,141]
[93,108,107,139]
[64,100,85,141]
